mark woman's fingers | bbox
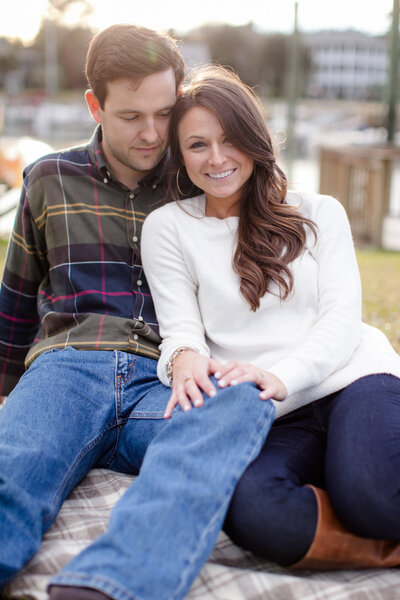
[165,355,287,419]
[173,352,217,398]
[164,392,180,419]
[217,368,246,387]
[214,360,239,382]
[224,369,265,387]
[209,358,223,375]
[259,385,284,401]
[196,371,217,398]
[184,376,205,408]
[164,383,194,418]
[216,363,262,388]
[164,372,217,419]
[214,361,288,402]
[259,374,287,401]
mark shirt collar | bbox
[88,124,168,190]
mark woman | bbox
[141,65,400,569]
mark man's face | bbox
[86,69,177,188]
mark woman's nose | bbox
[208,144,226,166]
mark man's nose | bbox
[139,118,158,143]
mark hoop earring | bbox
[176,166,192,197]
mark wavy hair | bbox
[168,66,316,311]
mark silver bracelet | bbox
[166,347,193,384]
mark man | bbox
[0,24,274,600]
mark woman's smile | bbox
[206,168,236,179]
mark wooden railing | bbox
[319,145,400,247]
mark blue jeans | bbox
[0,347,275,600]
[224,374,400,566]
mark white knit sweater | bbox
[141,192,400,418]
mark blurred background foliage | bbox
[0,1,312,97]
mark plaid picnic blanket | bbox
[4,469,400,600]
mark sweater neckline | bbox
[187,194,239,223]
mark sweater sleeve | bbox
[141,206,210,386]
[266,195,362,397]
[0,167,47,394]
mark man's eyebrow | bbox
[116,109,140,114]
[116,105,175,115]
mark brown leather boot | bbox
[292,485,400,569]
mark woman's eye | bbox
[190,141,206,149]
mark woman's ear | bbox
[85,90,102,123]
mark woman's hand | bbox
[164,350,222,419]
[214,361,287,401]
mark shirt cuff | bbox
[266,356,315,399]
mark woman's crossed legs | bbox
[225,374,400,566]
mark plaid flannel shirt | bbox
[0,126,170,395]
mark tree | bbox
[47,0,93,23]
[0,39,20,87]
[29,0,93,92]
[184,24,311,97]
[186,23,263,88]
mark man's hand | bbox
[164,350,221,419]
[214,361,287,402]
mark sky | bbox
[0,0,396,43]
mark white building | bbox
[304,30,389,99]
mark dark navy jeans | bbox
[224,374,400,566]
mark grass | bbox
[356,249,400,354]
[0,239,398,353]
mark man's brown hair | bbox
[85,24,185,108]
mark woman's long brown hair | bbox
[168,66,317,311]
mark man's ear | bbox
[85,90,102,123]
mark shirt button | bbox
[133,334,139,340]
[137,280,142,287]
[129,193,135,199]
[103,177,108,184]
[132,235,138,243]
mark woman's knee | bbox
[328,476,400,540]
[224,459,318,565]
[327,375,400,539]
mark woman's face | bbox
[178,106,254,214]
